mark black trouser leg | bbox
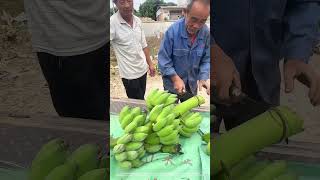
[121,73,147,100]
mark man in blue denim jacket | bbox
[212,0,320,130]
[158,0,210,101]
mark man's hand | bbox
[198,79,210,95]
[149,64,156,77]
[284,60,320,106]
[171,75,185,94]
[212,44,241,102]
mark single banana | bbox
[156,104,173,120]
[184,113,203,128]
[149,104,164,122]
[137,149,146,159]
[119,161,132,170]
[119,105,131,124]
[145,144,162,153]
[172,119,181,129]
[131,159,144,168]
[67,144,100,178]
[152,116,168,132]
[124,121,138,133]
[116,133,133,144]
[153,92,170,105]
[126,151,139,161]
[150,90,165,106]
[130,107,142,117]
[132,114,145,126]
[164,97,177,106]
[135,126,150,134]
[182,125,199,134]
[113,144,125,154]
[45,163,76,180]
[160,136,179,145]
[181,111,192,121]
[161,144,181,154]
[164,113,176,126]
[145,132,160,145]
[146,88,159,104]
[179,127,193,138]
[132,133,148,142]
[78,168,106,180]
[125,142,143,151]
[115,152,127,162]
[121,113,134,129]
[159,130,179,142]
[156,124,174,137]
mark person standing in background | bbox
[24,0,108,120]
[110,0,156,100]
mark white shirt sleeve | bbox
[110,19,115,42]
[141,26,148,49]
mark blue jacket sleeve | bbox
[284,1,320,63]
[158,28,176,77]
[199,33,210,80]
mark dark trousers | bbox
[121,73,147,100]
[37,44,108,120]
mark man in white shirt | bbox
[110,0,155,100]
[24,0,108,120]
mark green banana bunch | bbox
[78,168,107,180]
[181,125,199,134]
[152,116,168,131]
[172,119,181,129]
[179,127,193,138]
[146,88,159,110]
[125,142,143,151]
[119,106,131,124]
[135,126,150,134]
[117,133,133,144]
[115,152,127,162]
[153,92,171,105]
[149,104,164,122]
[67,144,100,178]
[130,107,142,117]
[164,113,176,126]
[161,144,181,154]
[160,135,179,145]
[29,141,69,180]
[133,114,146,126]
[145,144,162,153]
[45,162,77,180]
[121,113,134,129]
[113,144,125,154]
[132,132,148,141]
[156,104,173,120]
[119,161,132,170]
[156,124,175,137]
[150,90,167,106]
[184,112,203,128]
[126,151,139,160]
[131,159,144,168]
[145,132,160,145]
[124,120,138,133]
[159,130,179,143]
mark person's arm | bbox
[140,25,155,76]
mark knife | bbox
[211,85,272,120]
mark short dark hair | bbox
[186,0,210,12]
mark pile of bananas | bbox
[112,89,206,169]
[29,138,107,180]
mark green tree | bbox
[139,0,166,20]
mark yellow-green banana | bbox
[150,90,166,106]
[156,104,173,120]
[159,130,179,142]
[134,126,150,134]
[45,162,76,180]
[160,135,179,145]
[184,113,203,128]
[116,133,133,144]
[124,121,138,133]
[131,159,144,168]
[115,152,127,162]
[172,119,181,129]
[152,116,168,131]
[137,148,146,158]
[130,107,142,117]
[164,97,177,106]
[121,113,134,129]
[78,168,106,180]
[67,144,100,178]
[146,88,159,108]
[132,133,148,142]
[110,136,118,148]
[156,124,174,137]
[145,144,162,153]
[181,125,199,134]
[119,106,131,124]
[153,92,170,105]
[119,161,132,169]
[113,144,125,154]
[164,113,176,125]
[29,143,69,180]
[145,133,160,145]
[126,151,139,160]
[125,142,143,151]
[179,127,193,138]
[149,104,164,122]
[132,114,145,126]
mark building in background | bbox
[156,6,185,21]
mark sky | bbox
[110,0,178,11]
